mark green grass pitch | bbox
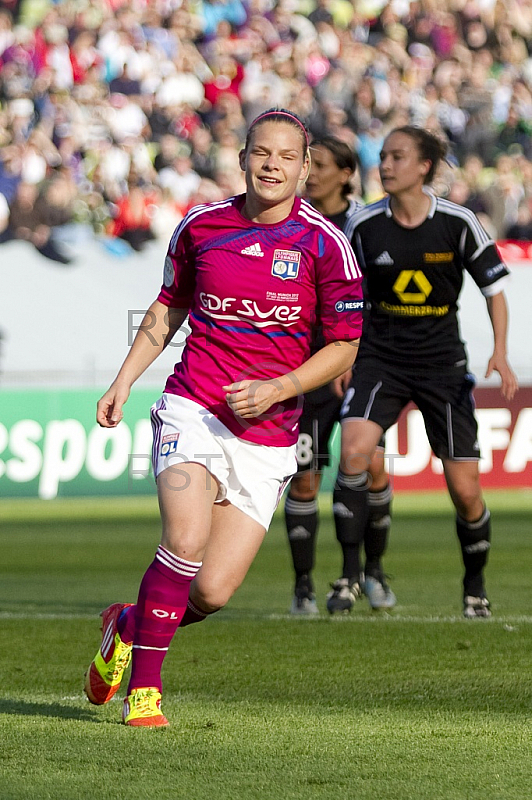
[1,490,531,800]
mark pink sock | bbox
[118,595,216,641]
[179,598,219,627]
[127,545,201,693]
[117,605,136,644]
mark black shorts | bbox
[296,389,342,473]
[297,386,386,473]
[341,356,480,461]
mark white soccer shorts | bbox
[151,393,297,530]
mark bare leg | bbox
[189,500,267,611]
[442,459,484,521]
[127,463,219,695]
[157,462,220,559]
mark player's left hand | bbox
[223,379,283,418]
[485,354,519,401]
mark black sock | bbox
[365,483,392,577]
[284,495,318,587]
[456,506,491,597]
[333,470,368,581]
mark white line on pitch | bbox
[1,611,532,624]
[265,613,532,624]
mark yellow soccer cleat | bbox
[122,688,169,727]
[84,602,134,705]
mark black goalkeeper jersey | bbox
[306,199,363,404]
[310,199,363,355]
[345,194,510,368]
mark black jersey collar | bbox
[384,191,437,220]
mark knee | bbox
[340,423,381,475]
[191,582,232,613]
[368,455,387,491]
[339,447,370,476]
[451,485,484,520]
[160,529,206,563]
[288,475,319,502]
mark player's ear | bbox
[341,167,351,186]
[300,153,311,183]
[239,148,246,172]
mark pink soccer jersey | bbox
[157,194,363,446]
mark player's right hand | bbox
[330,367,353,398]
[96,384,130,427]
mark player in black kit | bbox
[284,137,396,615]
[337,126,518,617]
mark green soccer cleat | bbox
[84,602,134,705]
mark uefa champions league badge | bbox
[271,249,301,280]
[163,255,175,287]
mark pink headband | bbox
[251,110,309,147]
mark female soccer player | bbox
[284,136,395,615]
[84,109,364,726]
[338,126,518,618]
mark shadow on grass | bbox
[0,698,104,722]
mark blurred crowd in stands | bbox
[1,0,532,263]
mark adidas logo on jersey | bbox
[375,251,394,265]
[241,243,264,257]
